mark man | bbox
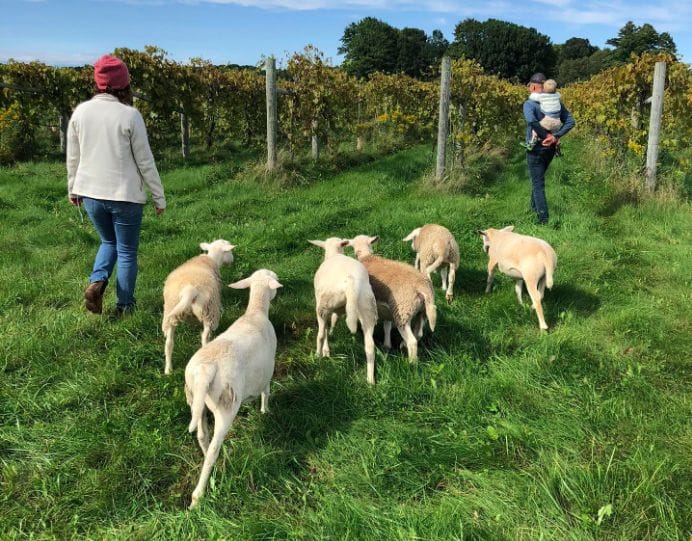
[523,73,575,225]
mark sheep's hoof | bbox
[445,293,453,303]
[189,496,200,510]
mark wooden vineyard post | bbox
[645,61,666,192]
[59,112,69,154]
[311,119,320,161]
[356,96,364,151]
[436,56,451,182]
[180,112,190,160]
[265,56,277,172]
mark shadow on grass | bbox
[262,368,360,473]
[548,283,601,319]
[597,187,641,218]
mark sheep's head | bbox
[200,239,236,266]
[308,237,350,259]
[477,226,514,254]
[229,269,282,300]
[402,227,422,251]
[347,235,378,260]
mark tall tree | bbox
[339,17,399,78]
[449,18,556,82]
[606,21,677,62]
[424,30,450,74]
[397,28,429,77]
[559,37,598,62]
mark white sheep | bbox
[478,226,557,330]
[403,224,460,302]
[348,235,437,361]
[162,239,235,375]
[308,238,378,384]
[185,269,282,509]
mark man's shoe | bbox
[84,280,107,314]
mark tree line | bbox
[339,18,678,84]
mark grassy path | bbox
[0,142,690,539]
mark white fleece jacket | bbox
[67,94,166,209]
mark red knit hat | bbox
[94,55,130,90]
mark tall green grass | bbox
[0,140,690,540]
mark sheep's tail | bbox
[421,288,437,332]
[542,251,555,290]
[163,285,198,331]
[344,275,359,334]
[188,363,216,433]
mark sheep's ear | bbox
[369,236,379,245]
[229,277,252,289]
[477,230,487,238]
[501,225,515,232]
[339,240,350,247]
[308,240,325,249]
[200,242,211,252]
[402,228,420,242]
[224,244,236,252]
[268,278,283,290]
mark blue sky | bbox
[1,0,690,68]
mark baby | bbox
[530,79,563,132]
[523,79,563,152]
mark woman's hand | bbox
[69,197,82,206]
[155,207,165,216]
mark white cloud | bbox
[0,50,99,65]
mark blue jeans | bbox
[527,147,556,224]
[83,198,144,308]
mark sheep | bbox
[184,268,282,509]
[348,235,437,362]
[403,224,460,303]
[478,226,557,330]
[162,239,235,375]
[308,238,378,384]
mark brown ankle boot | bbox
[84,280,108,314]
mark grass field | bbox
[0,140,690,540]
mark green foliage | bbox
[607,21,677,63]
[557,49,616,84]
[558,37,599,62]
[449,18,557,82]
[339,18,448,79]
[0,141,690,539]
[339,17,399,78]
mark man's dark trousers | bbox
[527,146,556,224]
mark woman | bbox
[67,54,166,315]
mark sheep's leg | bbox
[425,256,444,284]
[362,322,376,385]
[316,310,330,357]
[383,321,393,350]
[525,279,548,331]
[328,312,338,335]
[514,279,524,305]
[189,406,237,510]
[440,266,448,291]
[261,383,270,414]
[414,313,425,338]
[164,324,175,375]
[197,408,210,456]
[398,323,418,362]
[446,265,456,303]
[201,323,212,347]
[538,276,546,300]
[485,260,497,293]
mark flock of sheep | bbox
[160,225,557,508]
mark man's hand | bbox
[542,133,557,147]
[69,197,82,207]
[155,207,165,216]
